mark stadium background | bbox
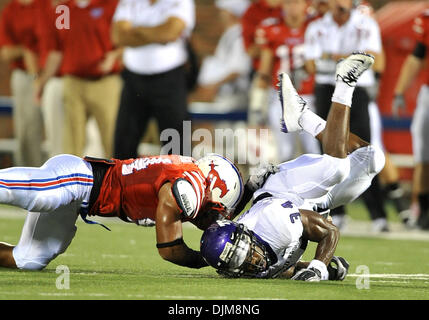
[0,0,429,301]
[0,0,425,178]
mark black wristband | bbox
[412,41,427,59]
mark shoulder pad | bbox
[172,178,198,218]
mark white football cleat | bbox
[277,72,308,133]
[335,52,375,87]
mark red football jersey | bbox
[413,10,429,84]
[88,155,207,223]
[0,0,40,71]
[241,0,283,70]
[40,0,120,78]
[259,19,314,94]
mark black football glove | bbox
[327,256,350,281]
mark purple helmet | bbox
[200,220,275,278]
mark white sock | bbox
[299,109,326,137]
[332,81,355,107]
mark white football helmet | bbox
[196,153,244,213]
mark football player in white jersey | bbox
[201,52,386,281]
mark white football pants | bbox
[256,145,385,210]
[0,155,93,270]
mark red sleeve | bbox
[37,6,62,55]
[0,5,16,47]
[241,6,257,51]
[105,0,120,22]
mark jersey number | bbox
[276,43,306,74]
[282,201,301,223]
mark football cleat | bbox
[335,52,375,87]
[277,72,308,133]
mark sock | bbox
[298,109,326,137]
[332,81,355,107]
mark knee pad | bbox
[350,145,385,176]
[332,156,351,185]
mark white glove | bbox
[392,94,406,118]
[247,163,279,192]
[291,259,329,281]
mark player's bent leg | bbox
[316,145,385,210]
[262,153,351,201]
[0,154,93,212]
[12,203,80,270]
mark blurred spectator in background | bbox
[36,0,122,158]
[304,0,389,232]
[355,1,411,226]
[249,0,320,162]
[308,0,329,19]
[241,0,283,72]
[189,0,251,112]
[35,0,69,158]
[0,0,44,167]
[112,0,195,158]
[367,51,411,226]
[393,9,429,230]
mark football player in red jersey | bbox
[249,0,320,161]
[0,153,243,270]
[241,0,283,71]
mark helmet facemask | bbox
[217,224,270,278]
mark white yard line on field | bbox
[347,273,429,280]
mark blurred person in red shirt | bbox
[241,0,283,71]
[33,0,69,158]
[0,0,44,166]
[36,0,122,158]
[249,0,320,163]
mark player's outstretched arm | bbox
[290,209,339,281]
[155,183,208,269]
[300,209,339,265]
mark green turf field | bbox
[0,202,428,301]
